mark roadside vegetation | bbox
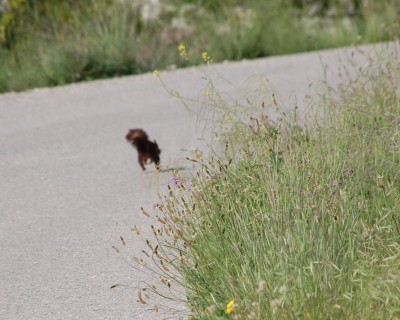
[0,0,399,93]
[113,44,400,319]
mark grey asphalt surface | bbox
[0,42,395,320]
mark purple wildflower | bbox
[172,176,180,186]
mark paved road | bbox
[0,42,395,319]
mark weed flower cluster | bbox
[178,43,188,60]
[226,299,235,314]
[202,51,212,64]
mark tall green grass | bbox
[1,0,399,93]
[117,46,400,319]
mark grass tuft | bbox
[116,44,400,319]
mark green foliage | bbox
[0,0,28,46]
[0,0,399,92]
[119,47,400,319]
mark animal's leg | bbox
[138,155,146,171]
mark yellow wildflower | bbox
[202,51,212,64]
[178,43,188,60]
[226,300,235,314]
[178,44,186,52]
[153,69,160,77]
[204,87,212,97]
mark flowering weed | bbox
[114,44,400,319]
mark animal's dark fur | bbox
[125,129,161,171]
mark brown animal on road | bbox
[125,129,161,171]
